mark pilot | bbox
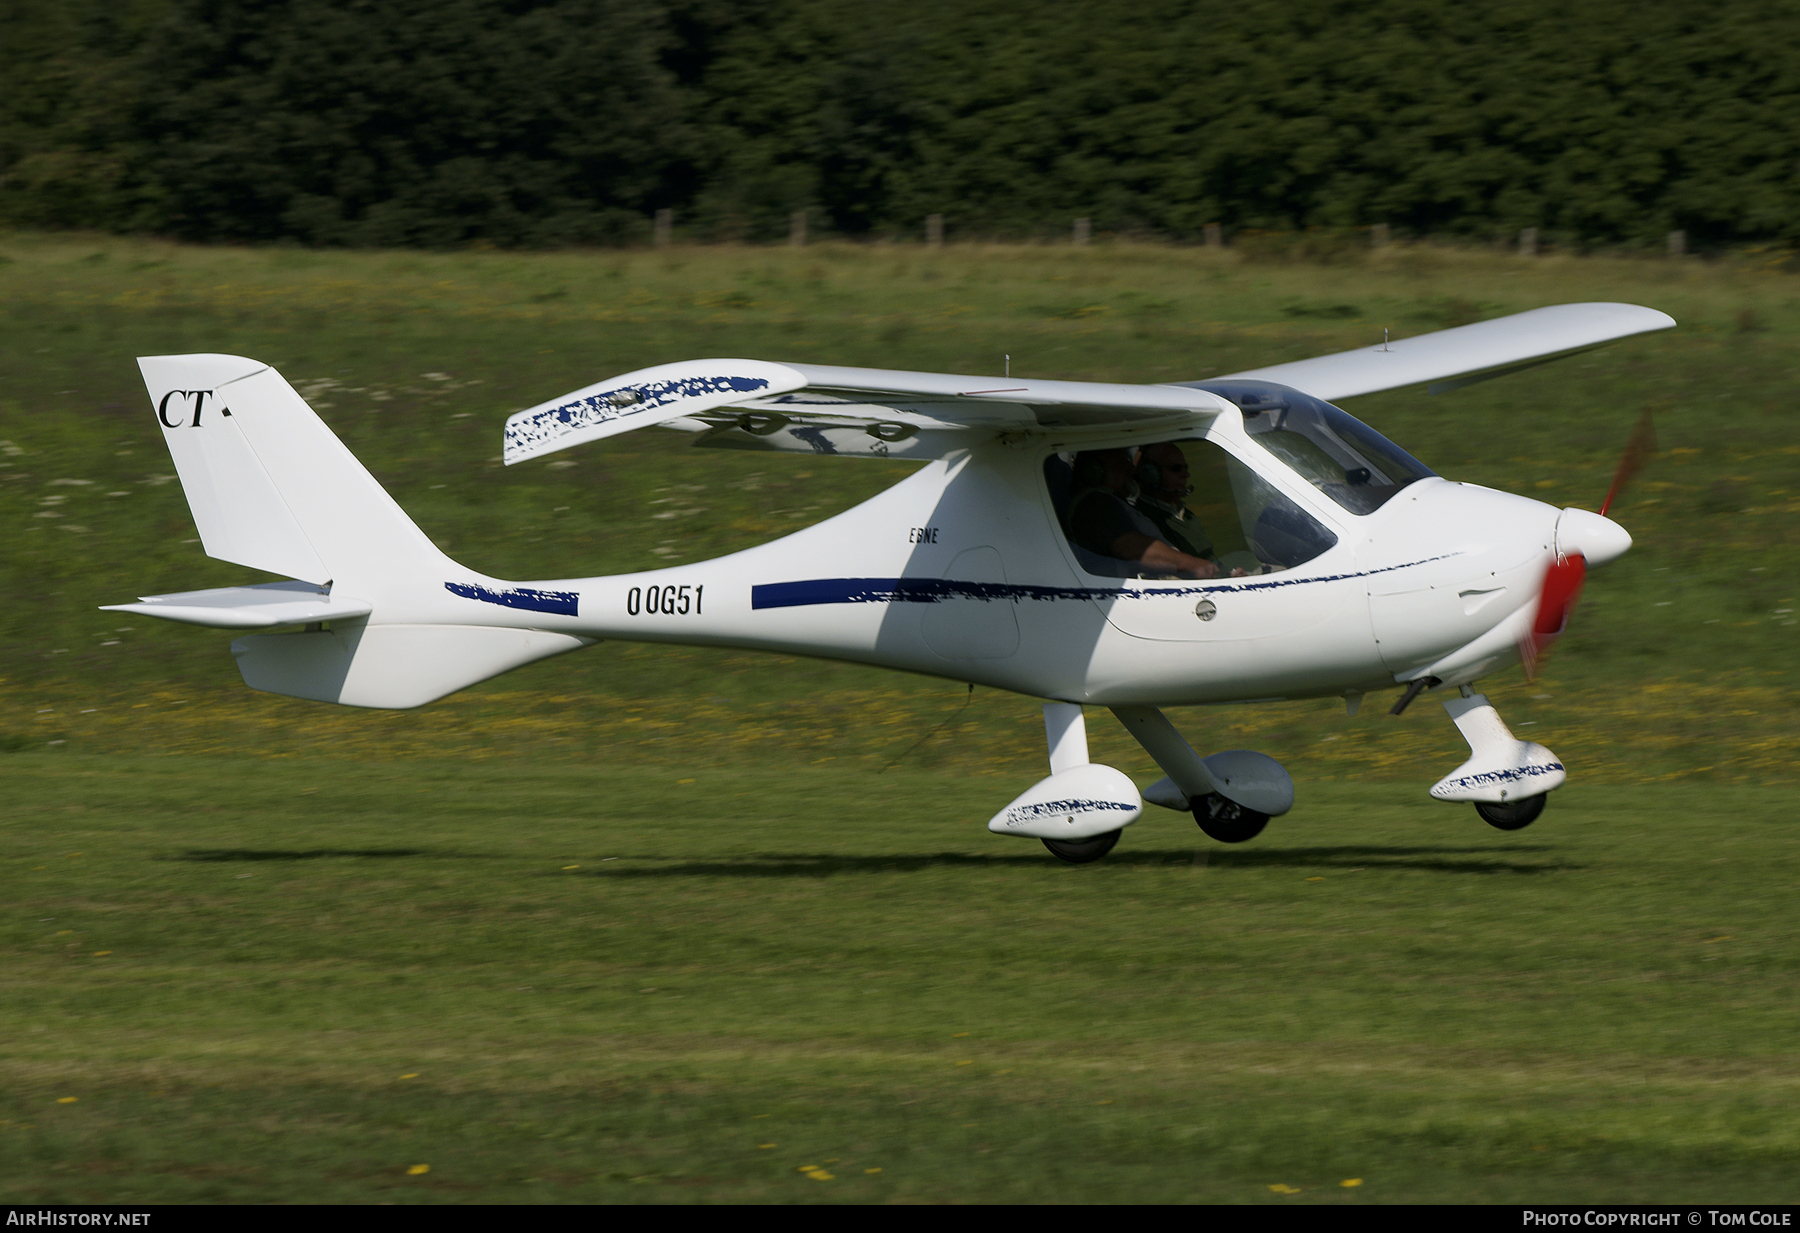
[1133,442,1216,562]
[1068,448,1220,579]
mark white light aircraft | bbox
[109,302,1670,862]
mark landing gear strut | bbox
[1109,705,1292,847]
[1428,690,1567,827]
[986,704,1142,863]
[1193,792,1269,844]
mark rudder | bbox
[139,354,454,602]
[131,355,598,708]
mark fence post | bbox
[1371,222,1389,249]
[1073,218,1091,246]
[1203,222,1222,249]
[926,213,944,248]
[1518,227,1537,257]
[654,208,673,248]
[1667,230,1686,257]
[790,210,808,247]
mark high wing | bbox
[1219,302,1675,402]
[500,302,1675,465]
[502,361,1231,464]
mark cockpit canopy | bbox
[1186,380,1435,515]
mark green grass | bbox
[1,233,1797,1201]
[4,754,1797,1203]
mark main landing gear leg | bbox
[1109,706,1294,844]
[985,703,1141,863]
[1039,703,1124,864]
[1427,688,1566,830]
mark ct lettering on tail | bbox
[157,389,220,428]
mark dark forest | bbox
[6,0,1798,248]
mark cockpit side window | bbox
[1184,379,1435,515]
[1044,436,1337,579]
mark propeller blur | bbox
[107,302,1671,861]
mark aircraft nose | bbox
[1555,507,1632,567]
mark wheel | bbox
[1041,830,1122,864]
[1194,792,1269,844]
[1474,794,1547,831]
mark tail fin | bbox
[135,355,591,708]
[138,354,453,593]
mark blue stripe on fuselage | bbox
[445,582,580,616]
[749,554,1459,610]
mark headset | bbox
[1135,449,1194,499]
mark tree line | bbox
[5,0,1799,249]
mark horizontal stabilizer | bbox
[101,581,373,629]
[1219,303,1675,402]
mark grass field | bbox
[6,756,1798,1203]
[1,232,1797,1202]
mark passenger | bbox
[1068,448,1221,579]
[1133,442,1216,562]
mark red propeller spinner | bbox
[1519,410,1656,679]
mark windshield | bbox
[1186,380,1435,515]
[1043,438,1338,580]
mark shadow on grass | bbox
[167,848,485,862]
[592,845,1574,878]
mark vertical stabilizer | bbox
[138,355,456,602]
[133,354,592,707]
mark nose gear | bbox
[1428,689,1564,830]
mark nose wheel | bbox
[1041,830,1122,864]
[1194,792,1269,843]
[1474,795,1547,831]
